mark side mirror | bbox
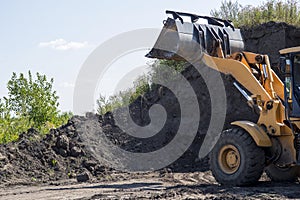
[280,57,286,73]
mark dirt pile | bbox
[0,115,112,185]
[99,66,257,172]
[0,71,254,185]
[1,22,300,185]
[242,21,300,72]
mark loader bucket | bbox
[146,10,244,61]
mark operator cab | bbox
[280,46,300,117]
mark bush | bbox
[211,0,300,27]
[150,60,187,83]
[97,74,150,115]
[97,59,187,115]
[0,71,72,143]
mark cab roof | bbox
[279,46,300,54]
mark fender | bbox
[231,121,272,147]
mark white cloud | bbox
[39,38,89,50]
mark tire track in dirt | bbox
[1,172,299,200]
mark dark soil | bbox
[0,115,114,185]
[242,21,300,74]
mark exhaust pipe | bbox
[146,10,244,61]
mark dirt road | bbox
[1,171,300,200]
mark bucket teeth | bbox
[146,11,244,61]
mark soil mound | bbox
[0,115,110,185]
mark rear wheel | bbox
[210,128,265,186]
[265,164,299,182]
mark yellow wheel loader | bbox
[147,10,300,186]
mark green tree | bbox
[7,71,60,127]
[211,0,241,22]
[0,71,71,143]
[211,0,300,27]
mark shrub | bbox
[0,71,72,143]
[97,74,150,115]
[211,0,300,27]
[96,59,187,115]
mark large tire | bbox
[210,128,265,186]
[265,164,299,182]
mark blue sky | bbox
[0,0,263,112]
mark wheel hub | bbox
[218,144,241,174]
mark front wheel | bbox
[210,128,265,186]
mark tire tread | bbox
[210,127,265,186]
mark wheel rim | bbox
[218,144,241,174]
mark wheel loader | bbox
[146,10,300,186]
